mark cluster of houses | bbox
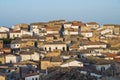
[0,20,120,80]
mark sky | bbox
[0,0,120,27]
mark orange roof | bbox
[72,21,85,26]
[0,48,10,50]
[10,30,21,33]
[46,27,60,31]
[114,57,120,62]
[105,53,117,58]
[87,22,98,25]
[46,34,54,37]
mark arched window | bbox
[45,47,46,51]
[101,67,105,72]
[56,47,58,50]
[63,47,65,51]
[49,47,51,52]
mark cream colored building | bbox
[42,41,67,51]
[20,52,40,61]
[41,57,62,70]
[12,23,29,31]
[5,54,20,63]
[86,22,99,30]
[0,55,5,64]
[0,26,9,32]
[9,30,22,39]
[0,32,8,39]
[102,24,120,35]
[20,41,35,48]
[0,40,3,49]
[0,74,6,80]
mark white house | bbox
[95,63,111,71]
[80,42,107,50]
[0,26,9,32]
[79,53,102,58]
[63,22,81,36]
[100,29,113,35]
[5,54,20,63]
[71,25,79,29]
[46,27,60,35]
[64,23,72,29]
[61,60,83,67]
[25,72,39,80]
[0,32,8,39]
[69,30,79,35]
[64,29,79,36]
[9,30,22,39]
[21,30,33,36]
[10,40,21,49]
[30,25,39,35]
[86,22,99,29]
[81,31,93,38]
[42,42,67,51]
[20,53,31,61]
[31,52,40,61]
[10,30,33,38]
[20,52,41,61]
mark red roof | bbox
[105,53,117,58]
[72,21,85,26]
[87,22,98,25]
[114,57,120,62]
[10,30,21,33]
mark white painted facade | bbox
[80,53,102,58]
[64,30,69,35]
[101,29,113,35]
[81,32,93,38]
[95,64,111,71]
[20,52,40,61]
[80,44,107,50]
[11,43,21,49]
[43,43,67,51]
[61,60,83,67]
[71,25,79,29]
[61,55,71,59]
[64,24,72,28]
[0,26,9,32]
[25,74,39,80]
[64,30,79,35]
[86,24,99,29]
[46,30,59,34]
[69,31,78,35]
[5,54,20,63]
[21,30,33,36]
[20,54,31,61]
[30,25,39,35]
[31,52,40,61]
[10,31,22,39]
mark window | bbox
[45,47,46,51]
[49,47,51,52]
[101,67,105,72]
[32,43,34,45]
[36,77,38,80]
[13,34,15,38]
[56,47,58,50]
[17,34,19,37]
[32,78,34,80]
[63,47,65,51]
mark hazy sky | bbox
[0,0,120,27]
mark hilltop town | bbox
[0,20,120,80]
